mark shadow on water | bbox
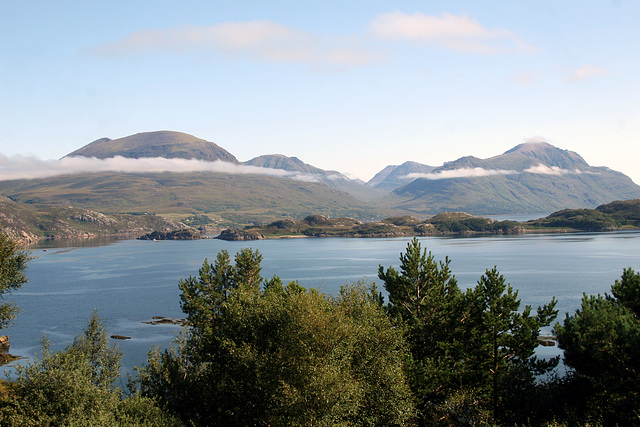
[27,236,123,250]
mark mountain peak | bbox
[501,141,588,169]
[65,130,238,163]
[504,141,554,154]
[367,161,435,190]
[244,154,322,174]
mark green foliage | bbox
[379,238,466,422]
[595,198,640,226]
[0,231,31,329]
[138,250,414,426]
[555,268,640,425]
[0,311,181,426]
[178,248,263,332]
[379,239,559,425]
[461,267,558,423]
[427,217,520,233]
[611,267,640,316]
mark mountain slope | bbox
[65,131,238,163]
[0,171,381,225]
[384,142,640,215]
[367,161,436,191]
[245,154,386,202]
[245,154,329,175]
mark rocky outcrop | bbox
[142,316,188,326]
[110,335,131,340]
[0,197,197,245]
[0,336,9,353]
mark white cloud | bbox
[405,167,516,180]
[523,164,589,175]
[402,164,595,180]
[0,155,320,182]
[86,13,533,67]
[86,21,381,67]
[566,65,609,82]
[370,12,534,53]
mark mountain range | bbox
[2,131,640,231]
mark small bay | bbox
[4,231,640,375]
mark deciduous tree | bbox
[0,311,180,426]
[0,231,31,329]
[139,249,415,426]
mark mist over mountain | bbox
[366,161,436,191]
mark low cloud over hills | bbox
[1,131,639,220]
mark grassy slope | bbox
[0,171,382,225]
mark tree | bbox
[0,310,181,426]
[378,238,464,423]
[461,267,558,424]
[379,239,559,425]
[555,268,640,425]
[0,231,31,329]
[138,249,415,426]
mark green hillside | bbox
[526,199,640,231]
[0,171,381,226]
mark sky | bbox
[1,1,638,184]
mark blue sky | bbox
[1,1,638,184]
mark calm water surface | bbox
[5,232,640,375]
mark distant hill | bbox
[65,131,238,163]
[384,142,640,215]
[245,154,330,175]
[367,161,436,191]
[245,154,386,202]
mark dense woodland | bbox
[0,231,638,426]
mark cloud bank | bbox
[369,12,534,54]
[86,21,381,66]
[404,164,593,180]
[406,167,516,180]
[0,155,321,182]
[85,13,533,66]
